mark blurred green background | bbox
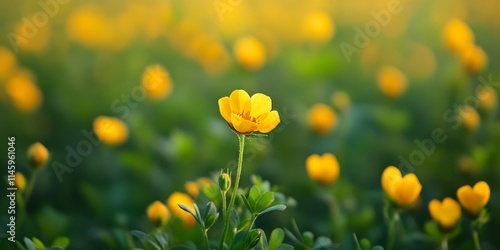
[1,0,500,249]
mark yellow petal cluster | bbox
[141,64,173,100]
[167,192,196,227]
[457,181,490,216]
[477,87,497,111]
[301,11,335,43]
[6,71,43,113]
[233,37,266,70]
[306,153,340,186]
[443,19,474,53]
[218,89,280,134]
[459,106,480,131]
[15,172,26,191]
[27,142,49,169]
[381,166,422,207]
[459,44,487,75]
[93,116,129,145]
[377,66,407,98]
[428,198,461,230]
[147,201,170,227]
[308,104,337,135]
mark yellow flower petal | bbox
[474,181,490,206]
[381,166,402,198]
[230,89,251,116]
[457,185,483,215]
[394,173,421,206]
[250,93,272,119]
[428,199,441,221]
[231,113,258,133]
[257,110,280,133]
[218,97,232,123]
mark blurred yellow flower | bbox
[308,104,337,135]
[147,200,170,227]
[377,66,407,98]
[301,11,334,43]
[141,64,173,100]
[218,89,280,134]
[428,198,461,230]
[305,153,340,186]
[331,91,351,112]
[66,5,114,48]
[457,181,490,216]
[27,142,49,169]
[167,192,196,227]
[477,87,497,111]
[443,19,474,53]
[15,172,26,191]
[233,37,266,70]
[459,106,480,131]
[93,116,128,145]
[6,71,42,113]
[185,181,199,197]
[381,166,422,207]
[0,47,16,80]
[459,44,487,75]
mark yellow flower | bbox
[0,47,16,80]
[305,153,340,186]
[6,71,43,113]
[308,104,337,135]
[457,181,490,216]
[477,87,497,111]
[218,89,280,134]
[167,192,196,227]
[443,19,474,53]
[147,200,170,227]
[459,106,480,131]
[27,142,49,169]
[377,66,407,98]
[459,44,487,75]
[15,173,26,191]
[93,116,128,145]
[331,91,351,112]
[184,181,199,197]
[233,37,266,70]
[141,64,173,100]
[381,166,422,207]
[428,198,461,230]
[301,11,335,43]
[66,5,114,48]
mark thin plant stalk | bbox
[386,212,400,250]
[473,229,481,250]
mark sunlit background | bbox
[1,0,500,249]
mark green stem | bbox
[24,169,39,204]
[441,237,448,250]
[473,229,481,250]
[386,212,399,250]
[203,229,211,250]
[244,214,257,243]
[219,134,245,250]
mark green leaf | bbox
[203,202,219,229]
[51,237,70,248]
[240,193,252,212]
[24,238,38,250]
[371,246,384,250]
[312,236,335,250]
[254,191,275,213]
[361,238,371,250]
[178,203,203,227]
[16,241,27,250]
[153,232,168,250]
[131,230,162,250]
[277,244,294,250]
[268,228,285,250]
[230,208,240,231]
[424,221,443,242]
[171,242,197,250]
[248,186,261,210]
[259,204,286,215]
[32,237,46,249]
[237,219,252,232]
[302,231,314,247]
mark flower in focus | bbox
[305,153,340,186]
[301,11,334,43]
[147,200,170,227]
[218,89,280,134]
[443,19,474,53]
[459,44,487,75]
[458,106,480,131]
[377,66,407,98]
[6,71,43,113]
[184,181,199,197]
[381,166,422,207]
[27,142,49,169]
[167,192,196,227]
[428,198,461,230]
[233,37,266,70]
[93,116,128,145]
[477,87,497,111]
[0,47,16,80]
[308,104,337,135]
[141,64,173,100]
[331,91,351,112]
[457,181,490,216]
[15,172,26,191]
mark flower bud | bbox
[218,170,231,192]
[27,142,49,169]
[147,201,170,227]
[15,172,26,191]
